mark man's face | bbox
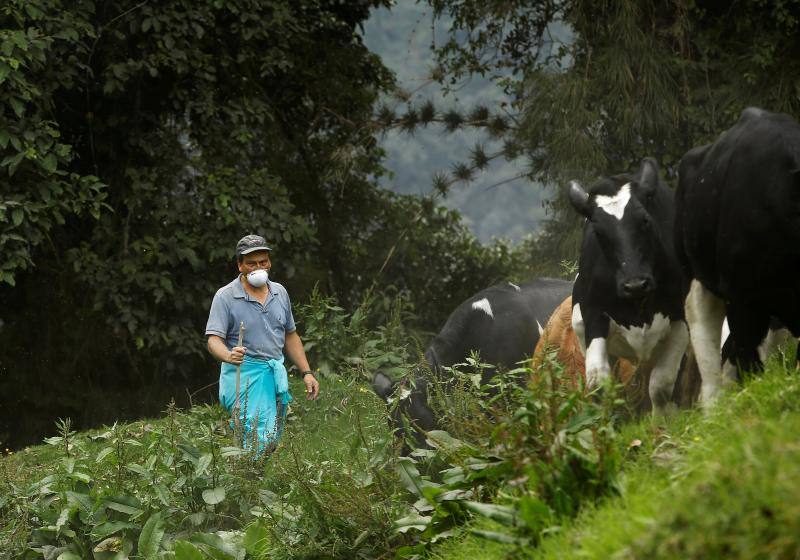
[238,250,271,279]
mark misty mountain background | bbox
[362,2,555,243]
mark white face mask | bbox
[246,269,269,287]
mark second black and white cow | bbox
[676,107,800,403]
[568,158,689,415]
[373,278,572,450]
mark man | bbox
[206,234,319,451]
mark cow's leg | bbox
[571,302,587,354]
[648,321,689,416]
[685,279,727,405]
[574,305,611,389]
[723,303,769,378]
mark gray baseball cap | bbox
[235,234,272,257]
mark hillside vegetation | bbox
[432,350,800,560]
[3,339,798,558]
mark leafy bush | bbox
[293,286,420,381]
[0,386,402,559]
[387,353,623,557]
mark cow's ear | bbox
[638,158,660,196]
[372,371,396,402]
[568,181,592,218]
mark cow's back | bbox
[429,278,572,373]
[677,108,800,327]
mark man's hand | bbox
[303,373,320,400]
[228,346,246,365]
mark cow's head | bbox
[372,370,437,454]
[568,158,667,300]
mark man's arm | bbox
[207,335,245,365]
[285,330,319,399]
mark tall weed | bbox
[388,352,623,557]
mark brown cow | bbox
[532,296,647,411]
[532,296,700,412]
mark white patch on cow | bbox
[685,279,727,405]
[472,298,494,318]
[571,303,586,353]
[594,183,631,220]
[720,317,730,350]
[536,320,544,336]
[608,313,671,364]
[585,337,610,388]
[648,321,689,417]
[508,282,521,291]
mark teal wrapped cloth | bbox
[219,355,293,453]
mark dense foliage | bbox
[0,0,530,449]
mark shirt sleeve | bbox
[284,291,296,333]
[205,291,230,339]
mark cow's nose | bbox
[622,276,654,297]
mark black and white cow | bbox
[373,278,572,450]
[676,107,800,403]
[568,158,689,415]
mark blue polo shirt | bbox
[205,276,297,360]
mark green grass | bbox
[4,359,800,559]
[0,376,398,559]
[430,360,800,560]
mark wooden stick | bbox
[233,322,245,433]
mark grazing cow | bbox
[568,158,689,416]
[373,278,572,450]
[676,108,800,403]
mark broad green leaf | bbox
[65,491,93,512]
[55,553,82,560]
[469,529,527,545]
[153,484,171,507]
[9,97,24,118]
[91,520,138,541]
[105,497,143,516]
[173,541,204,560]
[11,208,23,226]
[202,487,226,505]
[177,443,200,460]
[462,501,517,526]
[125,463,150,477]
[194,531,242,556]
[425,430,471,453]
[55,507,72,532]
[393,511,431,534]
[0,129,9,149]
[96,446,114,463]
[41,153,57,173]
[395,457,425,497]
[67,471,92,483]
[138,512,165,559]
[220,446,247,458]
[243,522,270,556]
[195,453,212,475]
